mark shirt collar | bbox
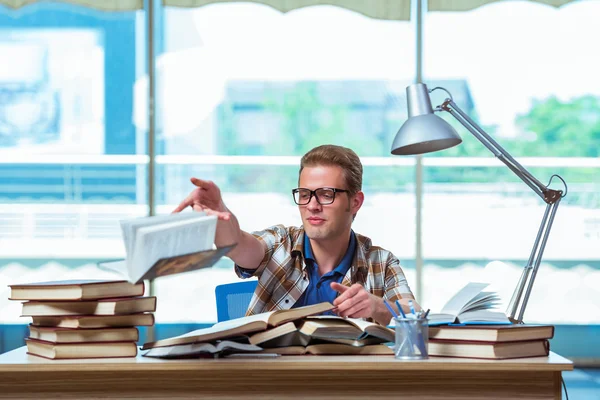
[303,230,357,276]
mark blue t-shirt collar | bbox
[304,231,357,276]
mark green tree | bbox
[514,95,600,157]
[263,82,385,156]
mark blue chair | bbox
[215,280,258,322]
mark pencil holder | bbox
[394,317,428,360]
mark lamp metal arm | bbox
[437,97,566,323]
[442,99,563,204]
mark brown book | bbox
[249,322,386,348]
[28,325,139,343]
[261,343,394,356]
[300,316,395,342]
[9,280,145,301]
[428,339,550,359]
[248,322,305,346]
[31,313,155,329]
[25,338,138,359]
[21,296,157,316]
[142,302,334,350]
[429,324,554,343]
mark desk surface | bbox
[0,345,573,372]
[0,346,573,400]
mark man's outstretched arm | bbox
[173,177,264,270]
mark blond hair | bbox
[299,145,362,194]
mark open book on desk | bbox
[248,319,391,349]
[427,282,511,326]
[260,343,394,356]
[142,340,262,359]
[142,302,334,350]
[300,316,395,342]
[98,213,236,284]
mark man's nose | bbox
[307,194,322,210]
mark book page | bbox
[269,302,334,326]
[120,213,205,266]
[142,315,271,349]
[440,282,489,316]
[142,342,218,358]
[457,310,510,324]
[426,313,457,326]
[130,214,217,283]
[212,312,274,331]
[215,340,262,353]
[304,315,361,328]
[462,292,501,313]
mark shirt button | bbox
[285,299,289,304]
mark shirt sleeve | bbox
[234,224,288,279]
[383,254,414,302]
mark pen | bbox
[422,309,430,319]
[408,300,416,316]
[384,300,398,318]
[395,300,407,318]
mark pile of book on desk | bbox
[427,324,555,359]
[9,280,157,360]
[423,282,555,359]
[141,302,396,358]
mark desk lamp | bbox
[391,83,567,323]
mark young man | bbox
[174,145,419,325]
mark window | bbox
[154,3,416,322]
[422,1,600,323]
[0,2,146,323]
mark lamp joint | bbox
[543,189,562,204]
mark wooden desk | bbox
[0,346,572,399]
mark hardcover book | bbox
[9,280,144,301]
[98,212,236,284]
[25,338,138,360]
[21,296,157,316]
[429,324,554,343]
[142,302,334,350]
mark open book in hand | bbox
[427,282,511,326]
[98,212,236,284]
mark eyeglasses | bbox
[292,187,350,205]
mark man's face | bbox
[297,165,363,242]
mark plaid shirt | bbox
[235,225,413,316]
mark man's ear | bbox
[351,191,364,214]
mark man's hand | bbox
[331,282,376,319]
[173,178,231,220]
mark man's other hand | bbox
[331,282,376,319]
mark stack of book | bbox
[9,279,157,360]
[422,282,554,359]
[427,324,554,359]
[141,302,395,358]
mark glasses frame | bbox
[292,187,350,205]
